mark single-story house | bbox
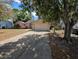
[31,20,51,31]
[15,20,32,29]
[15,21,26,29]
[0,21,14,29]
[25,20,32,29]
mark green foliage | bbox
[33,0,77,23]
[13,8,31,22]
[22,0,77,25]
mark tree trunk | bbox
[64,22,72,43]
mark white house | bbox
[32,20,51,31]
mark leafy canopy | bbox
[33,0,77,23]
[13,8,31,22]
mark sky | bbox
[11,0,38,20]
[11,2,22,9]
[11,0,22,9]
[32,12,38,20]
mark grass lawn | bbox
[0,29,30,41]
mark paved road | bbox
[0,31,52,59]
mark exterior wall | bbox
[15,21,26,29]
[6,21,14,28]
[25,20,32,28]
[32,20,50,31]
[0,21,6,28]
[15,21,32,29]
[25,22,31,28]
[0,21,13,29]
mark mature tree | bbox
[22,0,78,42]
[35,0,77,42]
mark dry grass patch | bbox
[0,29,30,41]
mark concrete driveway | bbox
[0,31,52,59]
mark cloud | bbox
[13,0,21,4]
[32,12,38,20]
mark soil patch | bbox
[48,33,78,59]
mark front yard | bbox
[0,29,30,41]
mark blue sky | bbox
[32,12,38,20]
[11,0,22,9]
[11,0,38,20]
[11,2,21,9]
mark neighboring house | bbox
[0,21,14,29]
[25,20,32,29]
[15,20,51,30]
[32,20,51,31]
[72,22,78,35]
[15,20,32,29]
[15,21,26,29]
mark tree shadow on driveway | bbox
[0,34,52,59]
